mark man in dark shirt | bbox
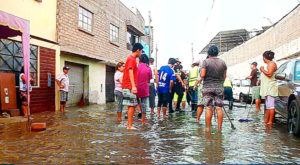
[201,45,227,131]
[168,59,185,113]
[246,62,261,111]
[173,65,187,112]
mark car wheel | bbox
[239,93,244,103]
[288,100,300,137]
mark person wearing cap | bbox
[167,58,185,113]
[56,66,70,113]
[201,45,227,131]
[157,58,177,118]
[246,61,261,111]
[170,59,186,112]
[173,65,187,112]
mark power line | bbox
[201,0,216,30]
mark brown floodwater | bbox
[0,103,300,164]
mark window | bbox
[0,39,38,86]
[126,31,140,50]
[110,24,119,44]
[232,79,240,86]
[241,79,251,87]
[277,62,289,73]
[78,6,93,32]
[294,61,300,81]
[282,62,293,75]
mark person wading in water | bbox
[260,51,278,126]
[246,62,261,111]
[200,45,227,131]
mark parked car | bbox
[274,59,300,136]
[232,79,252,103]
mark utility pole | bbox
[191,43,194,63]
[155,44,158,68]
[148,11,152,58]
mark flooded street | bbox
[1,102,300,164]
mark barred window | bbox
[110,24,119,44]
[0,39,38,86]
[78,6,93,32]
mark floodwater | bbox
[0,102,300,164]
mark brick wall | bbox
[30,47,56,113]
[57,0,145,64]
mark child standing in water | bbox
[122,43,143,130]
[114,62,124,121]
[136,54,152,124]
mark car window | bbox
[277,62,288,73]
[241,79,250,86]
[232,80,240,86]
[295,61,300,81]
[282,61,293,76]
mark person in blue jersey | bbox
[156,58,177,119]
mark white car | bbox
[232,79,252,103]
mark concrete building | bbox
[219,4,300,79]
[56,0,146,106]
[0,0,60,113]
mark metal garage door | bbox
[65,62,84,107]
[106,65,115,103]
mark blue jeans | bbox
[189,86,198,104]
[139,97,149,114]
[114,90,123,112]
[224,87,233,102]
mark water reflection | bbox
[0,103,299,164]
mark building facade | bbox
[0,0,59,113]
[56,0,146,106]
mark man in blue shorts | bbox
[157,58,177,119]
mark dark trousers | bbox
[175,87,184,110]
[168,85,184,110]
[186,90,191,105]
[149,83,156,108]
[224,87,233,102]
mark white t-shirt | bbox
[114,71,123,92]
[150,65,156,83]
[56,73,69,92]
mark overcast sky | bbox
[121,0,299,69]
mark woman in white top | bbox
[114,62,125,121]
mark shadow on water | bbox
[0,102,300,164]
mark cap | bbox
[63,66,70,70]
[208,45,219,56]
[251,62,257,66]
[177,59,181,63]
